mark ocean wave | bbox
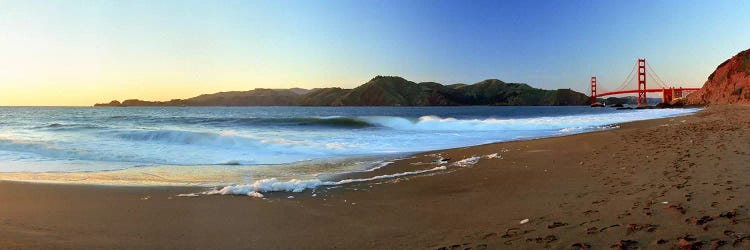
[357,109,699,131]
[35,123,107,131]
[108,116,374,129]
[0,126,364,166]
[114,130,248,146]
[98,110,698,132]
[186,165,448,196]
[252,117,373,128]
[109,129,356,157]
[0,137,120,164]
[34,115,599,132]
[113,129,304,148]
[0,107,701,172]
[179,154,500,196]
[0,138,63,156]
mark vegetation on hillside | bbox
[95,76,590,107]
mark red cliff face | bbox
[687,48,750,105]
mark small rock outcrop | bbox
[94,100,122,107]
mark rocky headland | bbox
[687,48,750,105]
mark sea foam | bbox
[184,166,448,197]
[452,156,481,167]
[359,109,696,132]
[0,107,700,180]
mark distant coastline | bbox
[95,76,590,107]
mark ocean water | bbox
[0,106,698,188]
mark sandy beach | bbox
[1,105,749,249]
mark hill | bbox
[95,76,589,107]
[687,48,750,105]
[97,89,301,107]
[334,76,467,106]
[186,89,300,106]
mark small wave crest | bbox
[108,116,375,129]
[187,165,448,196]
[114,130,251,146]
[110,129,354,157]
[0,137,110,163]
[358,109,699,132]
[37,123,106,131]
[93,112,700,132]
[257,117,373,128]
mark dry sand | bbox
[0,105,749,249]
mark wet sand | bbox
[1,105,749,249]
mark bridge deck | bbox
[594,88,700,98]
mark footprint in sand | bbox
[499,227,534,239]
[495,227,535,245]
[617,211,631,219]
[685,216,713,226]
[665,204,686,214]
[642,207,653,216]
[709,239,728,249]
[684,192,693,201]
[675,234,702,249]
[626,224,657,234]
[546,222,568,229]
[598,224,620,233]
[481,232,497,240]
[717,210,738,224]
[525,235,557,244]
[570,242,592,249]
[582,209,598,216]
[610,239,638,250]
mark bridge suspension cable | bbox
[646,63,670,88]
[589,58,702,106]
[612,62,638,91]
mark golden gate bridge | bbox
[590,59,700,106]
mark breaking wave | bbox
[88,109,700,132]
[106,116,374,128]
[38,123,107,131]
[0,106,700,176]
[189,165,448,196]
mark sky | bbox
[1,0,749,106]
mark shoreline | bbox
[0,108,699,189]
[1,105,749,249]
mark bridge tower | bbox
[637,59,647,106]
[590,76,597,104]
[662,87,674,104]
[675,87,683,99]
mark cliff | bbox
[687,48,750,105]
[95,76,590,107]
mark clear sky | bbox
[1,0,748,106]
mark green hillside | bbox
[95,76,589,107]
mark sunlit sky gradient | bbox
[1,0,749,106]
